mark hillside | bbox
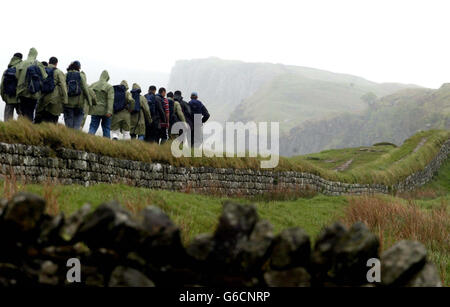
[168,57,418,125]
[281,84,450,156]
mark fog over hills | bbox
[168,57,420,129]
[281,84,450,156]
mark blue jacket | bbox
[189,99,210,123]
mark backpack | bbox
[168,98,177,124]
[2,67,17,96]
[179,100,192,120]
[113,85,127,113]
[41,67,56,94]
[131,89,141,113]
[25,64,43,94]
[145,93,156,120]
[66,71,82,97]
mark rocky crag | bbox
[0,193,442,287]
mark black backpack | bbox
[169,99,182,126]
[145,93,156,120]
[2,67,17,96]
[113,85,127,113]
[25,64,43,94]
[179,100,192,120]
[42,67,56,94]
[66,71,82,97]
[131,89,141,113]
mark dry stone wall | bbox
[0,193,442,287]
[0,139,449,196]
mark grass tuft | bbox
[340,195,449,285]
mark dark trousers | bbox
[63,107,84,130]
[18,96,37,122]
[4,104,20,121]
[145,121,160,143]
[158,128,169,144]
[34,110,59,124]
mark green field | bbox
[0,119,448,284]
[1,160,448,284]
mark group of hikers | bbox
[0,48,210,144]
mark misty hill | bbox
[168,57,418,126]
[280,84,450,156]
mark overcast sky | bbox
[1,0,449,88]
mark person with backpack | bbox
[111,80,134,140]
[88,70,114,138]
[189,92,210,147]
[167,91,186,138]
[174,90,193,131]
[130,83,152,140]
[167,91,186,126]
[155,87,169,144]
[1,53,22,121]
[34,57,68,124]
[144,85,159,143]
[15,47,48,122]
[64,61,91,130]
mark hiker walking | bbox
[35,57,68,124]
[167,92,186,126]
[155,87,170,144]
[130,83,152,140]
[15,47,48,122]
[189,92,210,147]
[1,53,22,121]
[111,80,134,140]
[173,90,191,135]
[64,61,92,130]
[144,85,158,143]
[88,70,114,138]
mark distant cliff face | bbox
[281,86,450,156]
[168,58,418,128]
[168,58,288,122]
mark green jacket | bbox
[1,56,22,104]
[130,83,152,136]
[37,64,68,116]
[89,70,114,116]
[174,100,186,122]
[66,70,91,108]
[15,48,47,100]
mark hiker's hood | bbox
[8,56,22,68]
[120,80,129,90]
[132,83,141,91]
[99,70,110,82]
[27,48,38,61]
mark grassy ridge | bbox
[0,119,448,185]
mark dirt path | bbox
[334,159,353,172]
[413,137,428,153]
